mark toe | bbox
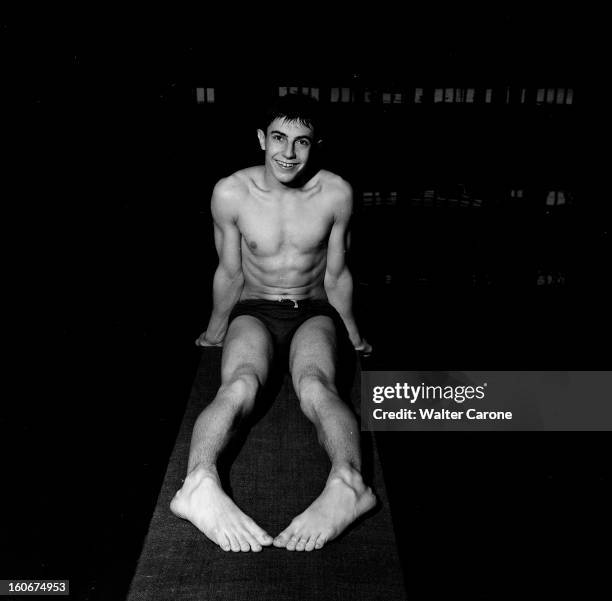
[246,522,273,546]
[286,534,299,551]
[228,532,241,552]
[218,533,231,552]
[314,535,326,549]
[273,529,291,548]
[295,537,307,552]
[238,533,250,552]
[243,517,272,544]
[242,528,262,552]
[305,536,317,552]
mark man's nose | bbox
[282,143,296,159]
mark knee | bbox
[296,371,335,414]
[220,370,260,414]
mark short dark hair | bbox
[263,93,323,138]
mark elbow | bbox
[324,271,338,291]
[217,264,244,286]
[325,268,347,292]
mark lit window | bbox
[556,88,565,104]
[544,190,569,206]
[196,87,215,104]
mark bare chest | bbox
[238,197,333,256]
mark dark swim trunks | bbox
[227,298,347,358]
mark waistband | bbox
[237,297,328,310]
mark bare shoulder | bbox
[212,171,248,200]
[211,171,252,219]
[318,170,353,217]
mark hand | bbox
[353,338,373,357]
[195,332,224,347]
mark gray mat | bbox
[127,347,406,601]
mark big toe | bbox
[241,516,273,546]
[273,529,293,548]
[251,526,273,547]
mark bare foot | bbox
[170,468,273,552]
[273,467,376,551]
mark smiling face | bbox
[257,118,316,186]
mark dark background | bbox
[4,9,609,600]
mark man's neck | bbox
[262,165,320,193]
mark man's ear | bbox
[257,129,266,150]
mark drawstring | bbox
[278,297,299,308]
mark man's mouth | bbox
[275,160,299,170]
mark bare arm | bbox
[324,182,371,353]
[196,178,245,346]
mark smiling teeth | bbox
[277,161,296,168]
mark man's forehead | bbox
[267,117,314,137]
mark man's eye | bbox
[299,140,310,146]
[272,135,283,141]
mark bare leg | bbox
[273,316,376,551]
[170,316,274,552]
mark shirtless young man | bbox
[170,93,376,553]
